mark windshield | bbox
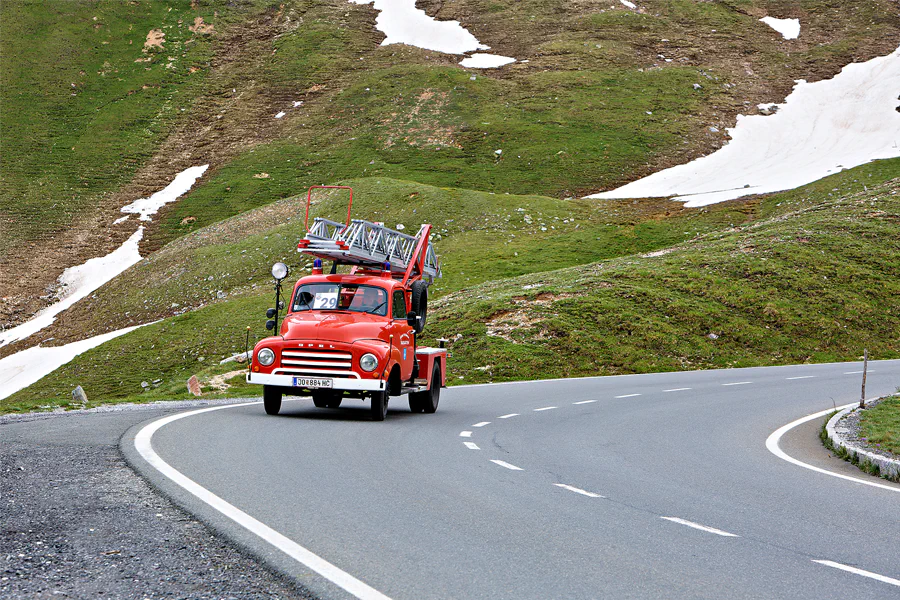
[292,283,388,316]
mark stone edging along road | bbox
[826,400,900,482]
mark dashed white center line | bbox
[844,370,874,375]
[573,400,597,405]
[534,406,557,412]
[459,431,473,438]
[722,381,752,386]
[786,376,815,380]
[615,393,641,398]
[554,483,605,498]
[463,442,480,450]
[663,387,692,392]
[472,422,491,427]
[490,460,523,471]
[660,517,739,537]
[813,560,900,587]
[498,413,519,419]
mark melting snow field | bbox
[120,164,208,221]
[349,0,487,54]
[0,324,148,402]
[588,47,900,207]
[760,16,801,40]
[459,53,516,69]
[349,0,515,68]
[0,228,145,348]
[1,165,210,400]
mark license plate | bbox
[293,376,333,389]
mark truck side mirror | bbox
[266,308,276,318]
[406,311,418,329]
[265,319,276,331]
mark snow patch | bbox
[0,228,145,348]
[275,111,286,119]
[460,53,516,69]
[760,16,800,40]
[349,0,488,54]
[0,324,149,401]
[620,0,637,9]
[120,165,209,221]
[113,215,130,225]
[587,47,900,207]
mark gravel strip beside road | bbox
[1,411,313,599]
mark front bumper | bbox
[246,372,385,392]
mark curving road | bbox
[126,360,900,600]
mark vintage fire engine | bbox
[246,186,447,421]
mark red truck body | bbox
[246,187,446,420]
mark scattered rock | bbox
[140,381,149,389]
[187,375,202,397]
[216,290,226,299]
[71,386,88,404]
[707,333,719,340]
[253,172,270,179]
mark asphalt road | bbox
[128,360,900,600]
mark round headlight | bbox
[359,353,378,372]
[271,262,289,280]
[257,347,275,366]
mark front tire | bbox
[263,385,282,415]
[370,390,388,421]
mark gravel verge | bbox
[1,404,315,599]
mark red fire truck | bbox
[246,186,447,421]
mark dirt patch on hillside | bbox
[382,89,463,149]
[143,28,165,51]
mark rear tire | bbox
[409,365,440,414]
[263,386,282,415]
[370,389,388,421]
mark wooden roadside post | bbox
[859,348,868,409]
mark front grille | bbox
[276,348,359,379]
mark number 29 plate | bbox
[293,376,333,389]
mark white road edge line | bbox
[554,483,604,498]
[765,403,900,494]
[844,370,874,374]
[134,402,393,600]
[663,387,691,392]
[786,376,815,380]
[660,517,739,537]
[472,422,490,427]
[615,393,641,398]
[490,460,523,471]
[498,413,519,419]
[534,406,557,411]
[813,560,900,587]
[459,431,473,438]
[722,381,752,386]
[573,400,597,405]
[463,442,480,450]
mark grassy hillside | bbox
[3,160,897,413]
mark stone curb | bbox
[826,402,900,480]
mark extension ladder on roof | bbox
[296,186,441,284]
